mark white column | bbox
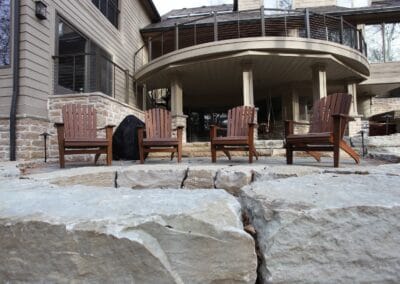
[242,64,254,106]
[311,64,327,103]
[170,75,187,142]
[171,76,183,115]
[291,88,300,121]
[347,81,358,116]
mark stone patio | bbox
[1,156,400,283]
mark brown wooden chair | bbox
[210,105,258,163]
[284,93,360,168]
[137,108,183,163]
[54,104,115,168]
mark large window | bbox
[91,0,119,28]
[0,0,11,67]
[365,23,400,63]
[56,18,113,96]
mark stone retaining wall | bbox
[47,93,144,161]
[0,93,145,162]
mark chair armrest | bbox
[332,113,355,121]
[54,122,64,128]
[97,124,116,130]
[172,126,184,131]
[210,125,227,131]
[285,120,310,126]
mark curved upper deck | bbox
[135,8,369,80]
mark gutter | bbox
[10,0,20,161]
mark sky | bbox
[152,0,233,16]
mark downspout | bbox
[9,0,20,161]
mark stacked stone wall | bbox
[0,119,10,161]
[47,93,144,161]
[0,93,144,162]
[370,97,400,117]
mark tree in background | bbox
[0,0,11,66]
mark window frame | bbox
[91,0,120,29]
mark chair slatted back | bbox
[227,106,255,137]
[309,93,352,137]
[62,104,97,140]
[145,108,172,139]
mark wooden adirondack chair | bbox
[54,104,115,168]
[284,93,360,168]
[210,105,258,163]
[137,108,183,163]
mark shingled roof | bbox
[142,0,400,31]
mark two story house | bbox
[0,0,399,161]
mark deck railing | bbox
[134,7,367,72]
[53,53,138,106]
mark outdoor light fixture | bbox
[35,1,47,20]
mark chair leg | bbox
[306,151,322,162]
[249,147,253,164]
[340,140,360,164]
[139,146,145,164]
[170,152,175,161]
[333,140,340,168]
[222,148,231,160]
[211,144,217,163]
[106,145,112,166]
[95,153,101,165]
[59,146,65,168]
[177,144,182,163]
[286,145,293,165]
[251,146,258,161]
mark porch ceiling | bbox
[142,51,367,108]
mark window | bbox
[56,18,113,96]
[57,20,87,92]
[0,0,11,67]
[365,23,400,63]
[92,0,119,28]
[337,0,369,8]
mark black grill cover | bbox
[113,115,145,160]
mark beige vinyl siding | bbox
[0,72,12,118]
[369,62,400,84]
[15,0,151,119]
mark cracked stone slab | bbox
[253,165,322,181]
[0,179,257,283]
[240,171,400,283]
[117,165,188,189]
[183,165,222,189]
[26,166,117,187]
[215,166,263,196]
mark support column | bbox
[346,81,362,137]
[170,76,187,143]
[346,81,358,116]
[242,63,254,106]
[282,88,299,121]
[311,64,327,103]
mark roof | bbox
[144,4,234,30]
[141,1,400,31]
[140,0,161,22]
